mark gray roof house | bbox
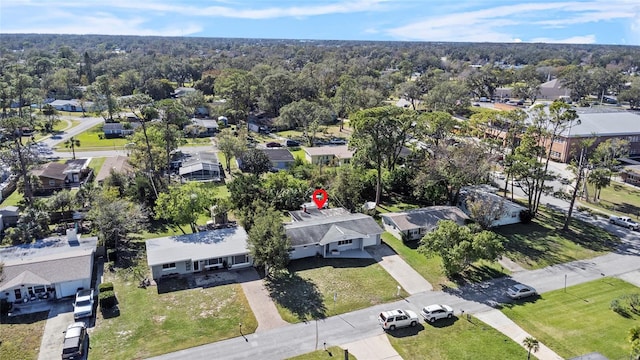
[458,186,526,227]
[0,205,20,229]
[381,206,469,241]
[261,148,295,171]
[0,231,97,305]
[145,226,251,281]
[285,210,383,259]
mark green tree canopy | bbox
[418,220,503,276]
[154,182,218,234]
[247,207,290,275]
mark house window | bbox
[204,258,222,266]
[162,263,176,270]
[185,261,191,271]
[233,254,248,265]
[49,180,56,186]
[337,239,353,246]
[629,136,640,143]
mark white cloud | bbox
[385,1,637,43]
[1,10,202,36]
[530,35,597,44]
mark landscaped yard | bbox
[89,268,258,360]
[497,206,619,269]
[53,124,131,151]
[287,346,356,360]
[387,315,528,359]
[500,277,639,359]
[0,311,49,360]
[277,124,352,143]
[88,157,107,180]
[266,258,402,323]
[381,232,509,290]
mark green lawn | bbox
[277,125,352,143]
[387,316,528,360]
[500,278,640,359]
[287,347,356,360]
[382,232,453,289]
[54,124,131,151]
[89,268,258,360]
[266,258,402,323]
[496,206,619,270]
[88,157,107,181]
[381,232,509,290]
[0,311,49,360]
[582,182,640,218]
[0,188,23,207]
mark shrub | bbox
[519,209,533,224]
[99,290,117,309]
[610,298,627,316]
[0,298,12,315]
[98,282,114,292]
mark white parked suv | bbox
[420,304,454,323]
[378,309,419,330]
[73,289,94,320]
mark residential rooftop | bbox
[381,206,469,232]
[145,226,248,266]
[0,235,98,265]
[302,145,354,159]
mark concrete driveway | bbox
[367,244,433,294]
[37,300,74,360]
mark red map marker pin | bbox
[312,189,328,209]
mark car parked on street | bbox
[285,139,300,147]
[378,309,419,330]
[266,142,282,148]
[73,289,94,320]
[61,322,87,360]
[420,304,454,323]
[506,284,537,299]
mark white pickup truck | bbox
[609,216,639,230]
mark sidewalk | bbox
[475,310,563,360]
[236,268,289,333]
[367,244,433,294]
[341,334,402,360]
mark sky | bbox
[1,0,639,45]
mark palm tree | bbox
[65,136,80,159]
[523,336,539,360]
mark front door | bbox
[14,288,22,300]
[193,261,200,272]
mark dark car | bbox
[266,142,282,148]
[285,139,300,147]
[62,322,87,360]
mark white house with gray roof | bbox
[0,232,97,303]
[145,226,251,280]
[381,206,469,241]
[284,210,383,259]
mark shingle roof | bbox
[381,206,469,232]
[303,145,354,159]
[95,155,133,183]
[285,213,383,247]
[145,226,249,266]
[260,148,295,162]
[0,250,94,291]
[31,162,68,180]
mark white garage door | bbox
[57,279,90,298]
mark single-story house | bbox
[47,99,95,113]
[30,159,91,193]
[145,226,252,280]
[285,210,383,259]
[173,87,197,98]
[458,186,527,227]
[538,78,571,100]
[186,118,219,137]
[261,148,295,171]
[0,231,97,303]
[103,122,140,137]
[95,155,134,185]
[179,152,222,182]
[381,206,470,241]
[303,145,354,166]
[0,205,20,231]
